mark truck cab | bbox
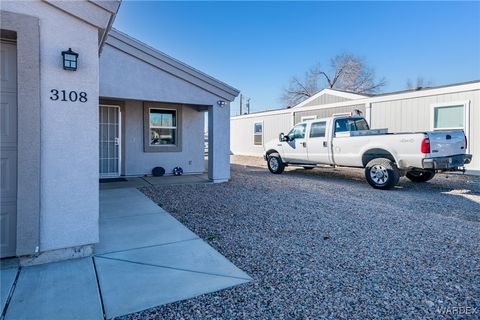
[263,114,471,189]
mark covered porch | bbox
[99,29,239,183]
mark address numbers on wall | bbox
[50,89,88,103]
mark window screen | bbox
[434,105,464,129]
[310,122,326,138]
[149,109,177,145]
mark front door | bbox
[282,123,309,163]
[1,40,18,258]
[99,105,121,178]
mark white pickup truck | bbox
[263,115,472,189]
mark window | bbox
[287,124,307,140]
[301,115,317,122]
[254,122,263,145]
[310,121,326,138]
[144,103,182,152]
[433,105,464,130]
[149,109,177,145]
[334,118,369,134]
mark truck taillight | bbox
[421,137,430,154]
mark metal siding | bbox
[294,104,366,124]
[301,94,350,108]
[371,90,480,170]
[231,113,292,155]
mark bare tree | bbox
[406,77,433,90]
[281,53,386,107]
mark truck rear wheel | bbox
[365,158,400,190]
[267,155,285,174]
[406,170,435,183]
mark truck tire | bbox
[365,158,400,190]
[406,170,435,183]
[267,155,285,174]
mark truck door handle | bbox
[323,141,327,147]
[301,142,307,147]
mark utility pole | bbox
[239,94,243,115]
[246,98,250,114]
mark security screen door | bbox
[99,105,121,177]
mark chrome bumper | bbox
[422,154,472,170]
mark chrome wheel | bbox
[370,164,389,184]
[269,157,279,171]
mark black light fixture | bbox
[62,48,78,71]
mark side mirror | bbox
[279,133,287,142]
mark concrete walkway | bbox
[1,188,250,320]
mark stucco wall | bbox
[122,100,205,176]
[100,45,222,105]
[100,43,232,181]
[2,1,100,251]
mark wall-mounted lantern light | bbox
[62,48,78,71]
[217,100,226,107]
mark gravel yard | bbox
[127,156,479,319]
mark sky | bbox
[113,1,480,115]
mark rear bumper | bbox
[422,154,472,170]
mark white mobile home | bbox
[231,82,480,173]
[0,1,238,263]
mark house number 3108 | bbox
[50,89,88,103]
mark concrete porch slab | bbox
[94,256,249,319]
[100,177,151,190]
[4,258,102,320]
[143,174,210,185]
[98,238,251,280]
[1,267,17,313]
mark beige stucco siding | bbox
[122,100,205,176]
[1,1,102,252]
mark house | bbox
[231,81,480,174]
[0,1,239,262]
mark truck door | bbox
[306,121,331,164]
[283,123,309,163]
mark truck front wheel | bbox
[406,170,435,183]
[267,155,285,174]
[365,158,400,189]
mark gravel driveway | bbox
[127,158,479,319]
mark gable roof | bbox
[291,88,369,108]
[105,29,240,101]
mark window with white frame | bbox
[149,109,177,145]
[432,104,464,130]
[254,122,263,145]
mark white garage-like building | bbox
[231,81,480,174]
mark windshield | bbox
[287,124,307,139]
